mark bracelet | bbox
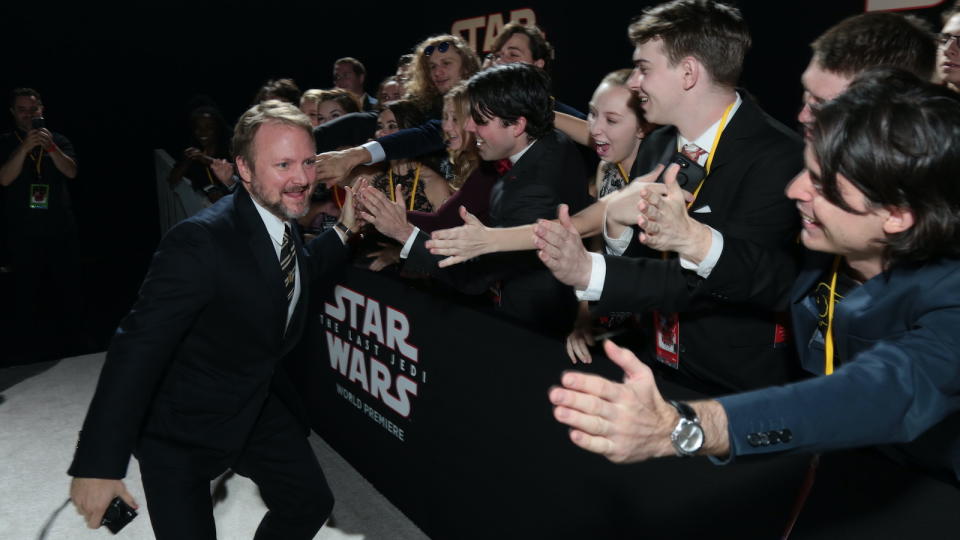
[45,144,57,153]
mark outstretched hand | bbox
[548,340,676,463]
[533,204,592,290]
[358,184,414,243]
[426,206,491,268]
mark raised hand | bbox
[426,206,492,268]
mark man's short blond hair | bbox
[232,100,313,170]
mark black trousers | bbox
[138,395,334,540]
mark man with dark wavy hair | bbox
[362,63,591,335]
[550,67,960,529]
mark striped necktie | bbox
[280,225,296,305]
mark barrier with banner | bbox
[288,269,823,538]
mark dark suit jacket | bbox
[719,254,960,484]
[405,129,591,335]
[69,186,349,478]
[313,111,378,153]
[596,93,804,394]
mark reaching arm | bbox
[550,339,730,463]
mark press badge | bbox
[653,310,680,369]
[30,184,49,209]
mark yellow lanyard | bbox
[660,100,736,263]
[14,131,43,177]
[823,256,842,375]
[388,164,422,211]
[616,162,630,185]
[679,100,735,208]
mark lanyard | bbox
[14,131,43,177]
[823,255,842,375]
[388,164,422,211]
[616,162,630,185]
[659,100,736,263]
[679,100,735,208]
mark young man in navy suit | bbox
[68,100,357,539]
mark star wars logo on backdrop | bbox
[452,8,537,53]
[322,285,425,422]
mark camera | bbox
[31,117,46,130]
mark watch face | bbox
[676,420,704,454]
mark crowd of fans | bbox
[6,0,960,533]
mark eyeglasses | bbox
[424,42,451,56]
[938,33,960,48]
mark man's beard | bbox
[248,177,310,220]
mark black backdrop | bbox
[0,0,950,353]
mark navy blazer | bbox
[69,187,349,478]
[720,255,960,483]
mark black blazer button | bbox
[747,433,761,447]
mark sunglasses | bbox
[424,41,451,56]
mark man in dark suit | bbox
[68,100,357,539]
[536,0,802,394]
[548,66,960,512]
[359,63,591,335]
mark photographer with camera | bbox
[0,87,80,361]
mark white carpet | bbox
[0,353,428,539]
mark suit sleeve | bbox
[313,112,378,152]
[303,227,351,288]
[69,221,217,478]
[719,272,960,458]
[378,120,445,162]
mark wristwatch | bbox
[334,221,353,240]
[668,400,704,457]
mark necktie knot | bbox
[681,143,707,164]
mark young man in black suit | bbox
[359,63,591,335]
[536,0,804,394]
[68,101,357,539]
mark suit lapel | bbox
[234,186,288,341]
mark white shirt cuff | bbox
[399,227,421,259]
[678,227,723,278]
[575,253,606,301]
[361,141,385,165]
[603,219,634,256]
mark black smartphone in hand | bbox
[101,497,137,534]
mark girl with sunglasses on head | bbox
[406,34,481,117]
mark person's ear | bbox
[236,156,253,184]
[882,205,915,234]
[680,56,699,91]
[512,116,528,138]
[533,58,545,69]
